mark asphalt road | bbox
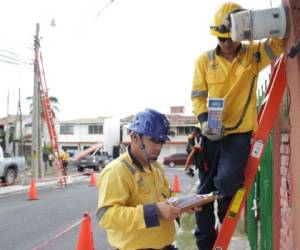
[0,167,197,250]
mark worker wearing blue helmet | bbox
[97,109,180,250]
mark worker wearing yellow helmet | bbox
[209,2,242,38]
[191,2,284,249]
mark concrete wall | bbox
[58,123,104,147]
[279,1,300,249]
[279,133,293,250]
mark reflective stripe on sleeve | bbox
[96,206,111,222]
[143,203,160,228]
[121,159,136,175]
[241,44,247,54]
[207,50,215,62]
[198,112,208,123]
[264,39,276,60]
[191,90,208,98]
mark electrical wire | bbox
[0,53,33,65]
[0,58,20,65]
[91,0,115,22]
[0,48,32,58]
[285,83,291,207]
[284,39,300,207]
[284,53,291,207]
[0,46,34,66]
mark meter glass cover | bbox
[208,99,224,108]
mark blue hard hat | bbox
[128,109,170,141]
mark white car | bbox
[0,146,26,185]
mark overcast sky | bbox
[0,0,279,120]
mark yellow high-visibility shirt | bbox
[59,151,69,161]
[191,38,284,135]
[97,148,176,250]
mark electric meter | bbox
[230,4,287,41]
[207,98,224,135]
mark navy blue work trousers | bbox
[194,132,252,250]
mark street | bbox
[0,167,197,250]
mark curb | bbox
[0,173,95,196]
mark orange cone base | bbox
[173,174,180,193]
[89,172,96,186]
[77,213,95,250]
[28,178,39,200]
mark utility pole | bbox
[18,88,23,156]
[5,91,10,154]
[32,23,42,179]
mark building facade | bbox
[57,118,106,155]
[0,107,198,162]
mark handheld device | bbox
[207,98,224,135]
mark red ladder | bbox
[213,54,286,249]
[36,51,66,187]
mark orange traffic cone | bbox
[77,213,94,250]
[173,174,180,193]
[89,171,96,186]
[28,178,39,200]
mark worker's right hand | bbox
[157,201,181,221]
[193,126,202,144]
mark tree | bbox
[26,95,59,118]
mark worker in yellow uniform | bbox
[59,148,69,176]
[191,2,284,249]
[97,109,182,250]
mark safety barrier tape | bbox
[0,172,95,187]
[33,210,96,250]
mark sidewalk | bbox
[230,236,250,250]
[179,179,250,250]
[0,169,93,196]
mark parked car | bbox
[163,153,189,167]
[73,146,113,172]
[0,146,26,185]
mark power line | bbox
[0,58,20,65]
[0,48,32,58]
[0,47,34,66]
[0,53,33,65]
[92,0,115,22]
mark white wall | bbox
[58,123,104,144]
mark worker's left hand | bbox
[184,206,202,214]
[201,122,224,141]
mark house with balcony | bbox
[0,115,32,156]
[1,106,197,161]
[58,117,107,155]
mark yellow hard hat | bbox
[210,2,243,38]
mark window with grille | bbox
[88,125,103,134]
[60,125,74,134]
[177,126,194,135]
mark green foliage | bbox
[42,144,53,153]
[25,156,31,167]
[26,95,60,117]
[176,211,247,250]
[176,214,198,250]
[8,128,14,143]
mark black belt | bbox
[116,245,178,250]
[144,245,178,250]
